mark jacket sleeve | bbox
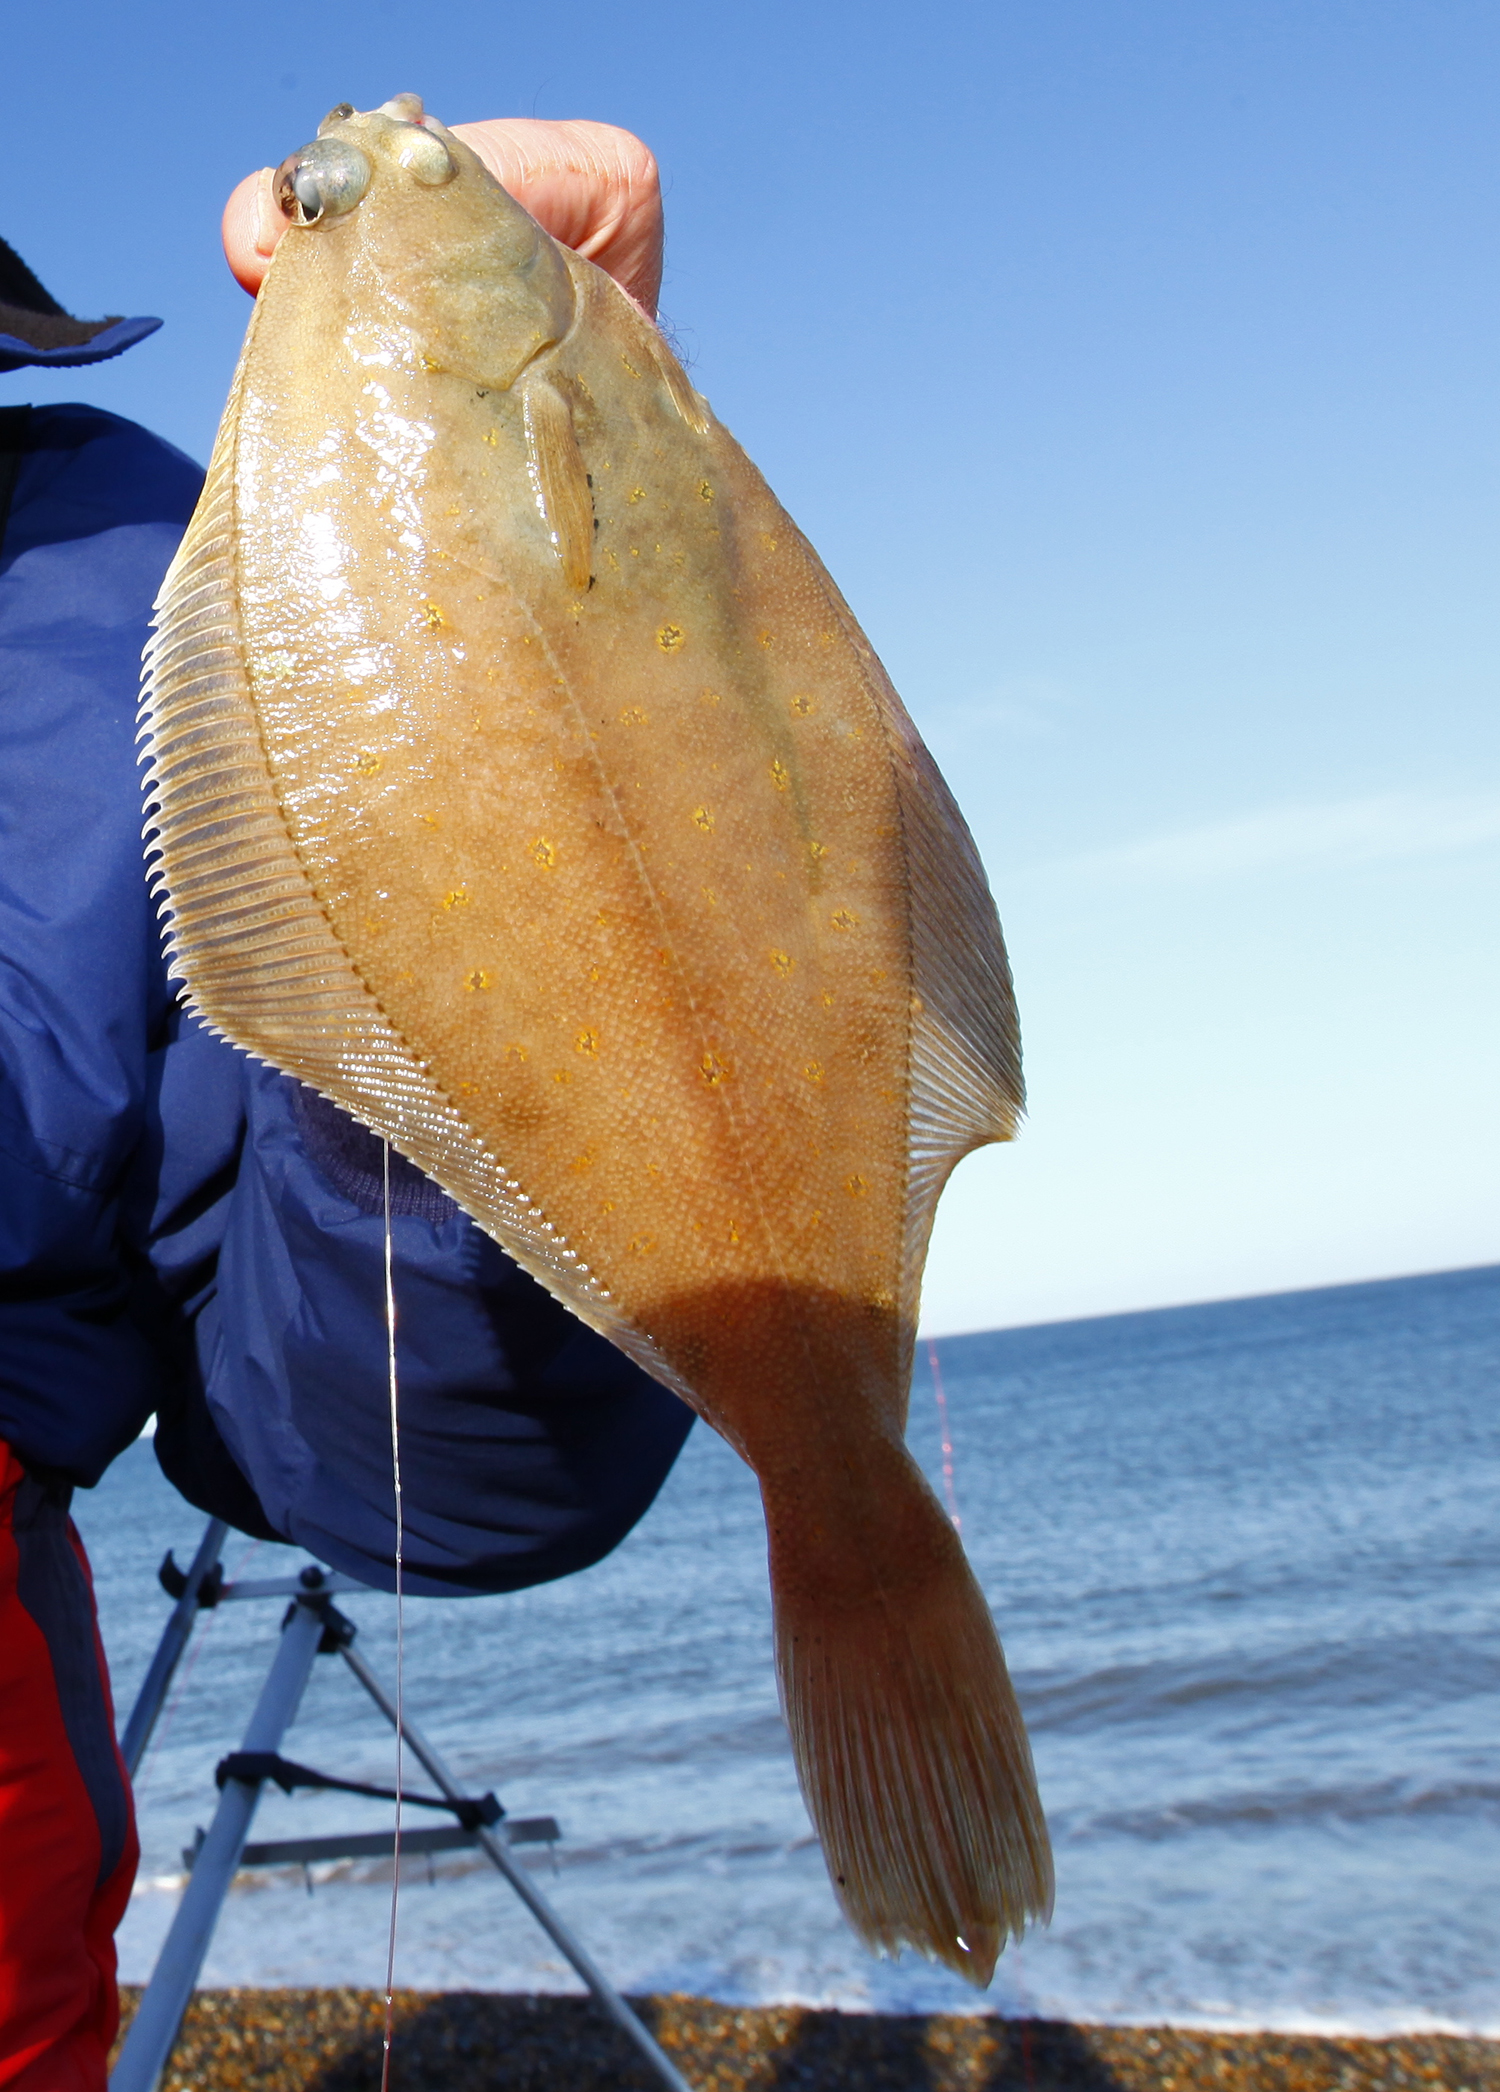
[182,1060,695,1596]
[0,404,202,1483]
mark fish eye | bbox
[387,126,456,186]
[274,137,372,226]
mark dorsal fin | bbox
[798,559,1022,1384]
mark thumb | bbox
[221,167,285,294]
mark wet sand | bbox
[116,1988,1499,2090]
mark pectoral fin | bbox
[522,377,594,591]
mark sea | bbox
[76,1264,1500,2035]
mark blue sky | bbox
[11,2,1497,1331]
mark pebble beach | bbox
[116,1990,1500,2092]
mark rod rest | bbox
[157,1549,224,1608]
[214,1750,505,1832]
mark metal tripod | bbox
[109,1517,692,2092]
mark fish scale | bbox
[141,95,1052,1981]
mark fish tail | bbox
[768,1451,1052,1986]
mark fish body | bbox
[142,99,1052,1979]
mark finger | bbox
[221,167,286,294]
[450,119,663,318]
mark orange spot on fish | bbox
[692,806,715,832]
[576,1028,600,1056]
[790,694,815,717]
[532,837,558,868]
[657,623,685,653]
[830,908,859,933]
[354,749,382,774]
[700,1051,731,1086]
[442,885,469,909]
[422,600,445,629]
[770,759,790,791]
[464,968,490,991]
[804,1061,825,1083]
[846,1174,869,1197]
[769,950,794,976]
[619,705,648,724]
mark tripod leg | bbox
[340,1642,696,2092]
[120,1518,228,1778]
[109,1595,327,2092]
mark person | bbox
[0,115,686,2092]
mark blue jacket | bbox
[0,401,692,1595]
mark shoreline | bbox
[117,1988,1500,2090]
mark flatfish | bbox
[141,95,1052,1980]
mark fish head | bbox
[268,94,576,391]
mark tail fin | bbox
[770,1457,1052,1985]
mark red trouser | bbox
[0,1443,137,2091]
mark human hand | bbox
[221,115,664,319]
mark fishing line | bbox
[927,1338,962,1534]
[379,1140,404,2092]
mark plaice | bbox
[141,96,1053,1981]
